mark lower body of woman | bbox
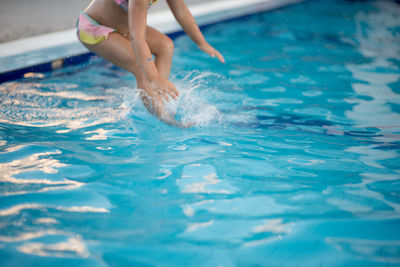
[76,0,175,120]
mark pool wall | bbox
[0,0,304,83]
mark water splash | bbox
[166,71,223,127]
[0,81,142,132]
[0,71,226,131]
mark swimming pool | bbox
[1,0,400,265]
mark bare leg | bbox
[146,26,174,79]
[80,29,174,122]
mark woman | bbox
[76,0,225,126]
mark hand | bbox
[199,42,225,63]
[150,76,179,102]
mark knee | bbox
[160,36,174,55]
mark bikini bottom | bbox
[76,11,116,45]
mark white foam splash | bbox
[0,71,227,131]
[166,71,223,127]
[0,82,142,132]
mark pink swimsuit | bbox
[114,0,159,11]
[114,0,129,11]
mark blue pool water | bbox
[1,0,400,265]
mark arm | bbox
[129,0,178,101]
[166,0,225,63]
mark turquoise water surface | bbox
[1,0,400,265]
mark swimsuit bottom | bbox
[76,11,116,45]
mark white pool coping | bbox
[0,0,303,75]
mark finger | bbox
[159,88,169,102]
[165,89,172,102]
[171,83,179,97]
[166,87,177,100]
[168,84,179,98]
[162,85,175,100]
[215,51,225,63]
[166,88,176,100]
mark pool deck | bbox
[0,0,212,43]
[0,0,303,83]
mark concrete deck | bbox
[0,0,210,43]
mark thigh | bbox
[81,26,169,78]
[82,32,142,77]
